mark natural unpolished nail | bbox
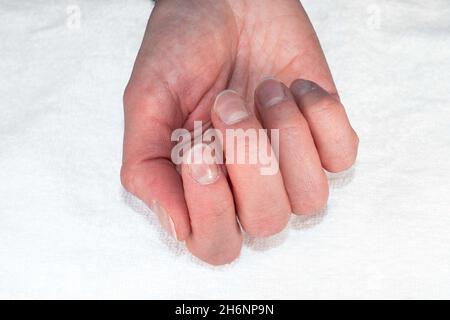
[257,78,288,108]
[150,200,178,240]
[187,144,219,185]
[214,90,250,125]
[291,79,320,97]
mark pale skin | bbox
[121,0,359,265]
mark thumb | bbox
[121,80,190,241]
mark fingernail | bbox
[291,79,321,97]
[214,90,250,125]
[256,78,288,108]
[187,144,219,185]
[151,200,178,240]
[291,79,330,107]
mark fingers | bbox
[290,79,359,173]
[121,82,191,241]
[211,90,291,237]
[182,144,242,265]
[255,79,329,214]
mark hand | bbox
[121,0,359,265]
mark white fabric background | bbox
[1,0,449,299]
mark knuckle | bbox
[291,184,329,215]
[353,130,360,151]
[205,244,242,266]
[318,125,359,173]
[123,84,137,109]
[120,165,137,194]
[123,83,155,111]
[242,212,289,238]
[188,237,243,266]
[212,199,235,219]
[195,198,235,222]
[309,96,341,119]
[278,118,309,139]
[327,133,359,172]
[325,151,357,173]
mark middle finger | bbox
[211,90,291,237]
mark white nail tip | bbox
[224,110,250,125]
[214,90,250,125]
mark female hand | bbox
[121,0,358,265]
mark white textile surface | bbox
[1,0,449,299]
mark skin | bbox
[121,0,359,265]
